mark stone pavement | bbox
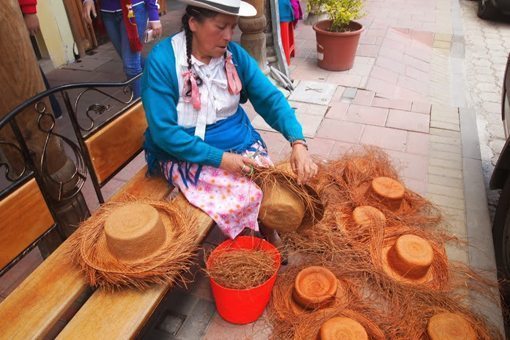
[459,1,510,213]
[0,0,505,338]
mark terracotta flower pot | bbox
[313,20,364,71]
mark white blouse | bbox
[171,31,241,139]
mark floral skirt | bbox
[160,143,272,239]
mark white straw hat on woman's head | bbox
[178,0,257,17]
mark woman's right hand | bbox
[219,152,259,176]
[82,0,96,25]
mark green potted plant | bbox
[312,0,364,71]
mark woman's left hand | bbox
[148,21,163,39]
[290,143,318,185]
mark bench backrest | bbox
[67,97,149,204]
[0,113,60,276]
[84,101,147,186]
[0,178,56,274]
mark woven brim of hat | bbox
[68,200,199,290]
[427,312,477,340]
[377,232,448,289]
[255,163,324,233]
[178,0,257,17]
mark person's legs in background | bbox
[102,10,144,98]
[101,11,123,57]
[119,5,147,98]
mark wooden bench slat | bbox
[0,166,171,339]
[0,241,86,340]
[0,178,54,269]
[56,194,214,339]
[85,102,147,185]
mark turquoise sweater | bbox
[141,37,304,168]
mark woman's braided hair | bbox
[181,6,219,96]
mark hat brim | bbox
[178,0,257,17]
[70,200,199,290]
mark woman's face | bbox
[189,13,238,60]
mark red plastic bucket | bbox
[206,236,281,324]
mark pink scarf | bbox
[181,54,243,111]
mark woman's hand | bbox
[82,0,96,25]
[290,143,318,185]
[148,21,163,39]
[219,152,259,176]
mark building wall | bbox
[38,0,75,69]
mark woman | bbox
[142,0,318,245]
[82,0,162,97]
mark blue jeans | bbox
[101,5,147,98]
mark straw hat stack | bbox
[70,201,198,290]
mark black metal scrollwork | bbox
[0,140,28,183]
[34,101,88,202]
[73,84,134,134]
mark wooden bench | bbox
[0,97,215,338]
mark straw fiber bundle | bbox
[205,247,277,290]
[398,293,502,340]
[268,259,395,339]
[315,147,442,230]
[69,199,199,291]
[270,260,360,317]
[276,304,387,340]
[267,148,501,339]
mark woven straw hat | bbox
[352,205,386,228]
[70,200,198,290]
[319,317,369,340]
[427,312,477,340]
[381,234,436,284]
[370,176,405,210]
[258,163,323,233]
[293,266,338,309]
